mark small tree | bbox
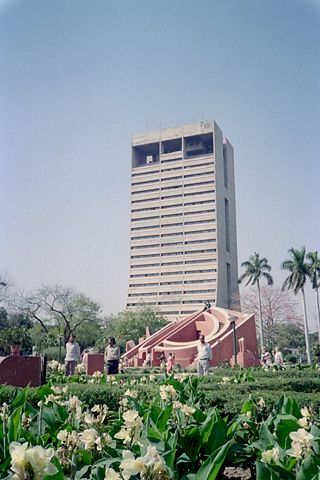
[238,252,273,352]
[240,285,302,349]
[281,247,312,364]
[99,304,167,351]
[18,285,102,343]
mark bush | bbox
[43,346,66,361]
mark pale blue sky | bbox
[1,0,319,328]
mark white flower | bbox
[57,430,78,450]
[122,410,142,428]
[222,376,231,384]
[25,445,57,480]
[124,389,138,398]
[301,406,311,418]
[181,404,195,416]
[120,450,145,480]
[257,398,265,408]
[141,445,161,466]
[57,430,69,443]
[104,467,121,480]
[79,428,99,450]
[9,442,28,480]
[287,429,314,459]
[261,447,280,464]
[48,360,60,370]
[298,417,309,429]
[159,384,177,402]
[68,395,82,411]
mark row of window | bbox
[157,299,214,305]
[131,258,215,268]
[130,268,217,285]
[131,238,216,250]
[131,222,216,232]
[130,248,216,260]
[131,161,214,178]
[132,169,214,187]
[131,190,215,203]
[129,280,215,287]
[132,204,215,215]
[129,268,217,278]
[130,223,216,240]
[132,209,215,222]
[132,183,215,196]
[128,288,216,297]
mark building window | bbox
[225,198,230,252]
[223,145,228,189]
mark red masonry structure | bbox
[0,356,42,387]
[122,307,259,368]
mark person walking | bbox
[260,346,272,367]
[65,334,81,376]
[105,337,121,375]
[273,347,284,366]
[166,353,175,374]
[159,351,166,372]
[197,335,212,376]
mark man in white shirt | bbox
[65,334,81,376]
[197,334,212,376]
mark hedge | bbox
[1,377,320,419]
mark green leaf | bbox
[274,415,299,449]
[163,448,177,471]
[256,461,272,480]
[296,454,320,480]
[258,422,276,450]
[280,397,301,418]
[7,407,22,442]
[10,388,28,409]
[195,441,231,480]
[203,420,228,455]
[180,426,202,462]
[157,403,173,432]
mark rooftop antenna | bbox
[145,117,148,131]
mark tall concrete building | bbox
[126,121,239,321]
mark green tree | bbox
[99,304,167,351]
[238,252,273,351]
[281,247,312,364]
[306,250,320,344]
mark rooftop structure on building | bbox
[126,120,239,321]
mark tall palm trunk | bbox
[256,279,264,352]
[315,288,320,345]
[301,288,312,364]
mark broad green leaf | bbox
[296,454,320,480]
[280,397,301,418]
[195,441,231,480]
[157,403,173,432]
[10,388,28,409]
[258,422,276,450]
[163,448,177,470]
[203,420,228,455]
[274,415,299,449]
[180,426,202,462]
[7,407,22,442]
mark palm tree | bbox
[281,247,312,364]
[306,251,320,344]
[238,252,273,352]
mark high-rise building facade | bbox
[126,121,239,321]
